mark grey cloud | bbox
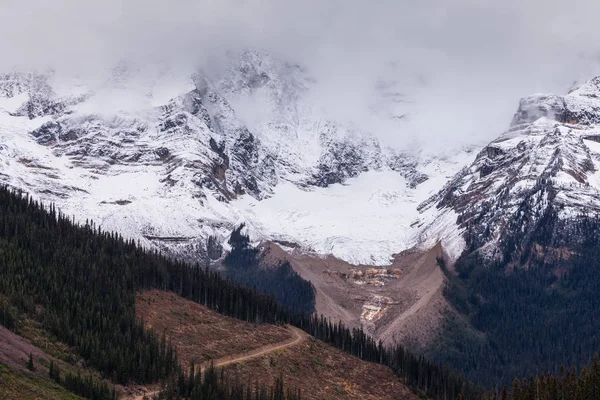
[1,0,599,150]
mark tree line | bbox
[0,186,481,399]
[222,225,315,314]
[473,353,600,400]
[216,224,483,400]
[49,359,118,400]
[157,364,302,400]
[0,186,296,398]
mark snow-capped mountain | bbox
[0,51,475,265]
[420,77,600,263]
[7,49,600,359]
[4,48,599,269]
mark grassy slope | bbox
[0,364,84,400]
[0,317,117,400]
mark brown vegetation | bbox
[0,325,88,400]
[135,290,418,400]
[222,337,418,400]
[136,290,294,367]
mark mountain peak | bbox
[512,76,600,127]
[0,51,473,265]
[422,76,600,263]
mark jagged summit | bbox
[420,76,600,263]
[511,77,600,127]
[5,55,597,267]
[0,51,470,265]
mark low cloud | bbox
[1,0,599,150]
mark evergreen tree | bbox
[49,360,61,383]
[439,213,600,387]
[223,225,315,314]
[26,352,34,372]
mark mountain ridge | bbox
[419,76,600,264]
[0,50,474,266]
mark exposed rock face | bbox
[311,135,377,187]
[0,73,30,98]
[0,73,84,120]
[0,50,448,263]
[422,77,600,263]
[8,51,600,355]
[30,122,60,145]
[9,53,598,270]
[511,79,600,127]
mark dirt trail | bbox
[202,326,307,369]
[130,326,307,400]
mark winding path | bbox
[131,326,307,399]
[202,326,307,369]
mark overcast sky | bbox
[1,0,600,150]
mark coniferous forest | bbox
[3,185,600,400]
[477,354,600,400]
[433,214,600,389]
[157,365,303,400]
[0,186,293,398]
[222,225,316,314]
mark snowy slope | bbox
[8,52,597,267]
[420,77,600,263]
[0,52,477,265]
[234,151,473,265]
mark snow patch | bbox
[233,167,466,265]
[0,92,28,113]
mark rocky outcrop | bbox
[30,122,60,145]
[424,77,600,264]
[311,139,371,186]
[0,50,451,264]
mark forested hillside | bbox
[0,186,482,399]
[2,185,600,400]
[223,225,316,314]
[0,186,301,399]
[434,214,600,387]
[480,354,600,400]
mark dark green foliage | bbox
[436,215,600,388]
[0,188,179,385]
[0,299,18,331]
[49,360,61,383]
[62,371,118,400]
[478,353,600,400]
[0,187,291,388]
[26,353,35,371]
[48,359,116,400]
[157,365,302,400]
[223,225,315,314]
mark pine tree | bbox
[48,360,60,383]
[26,353,34,371]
